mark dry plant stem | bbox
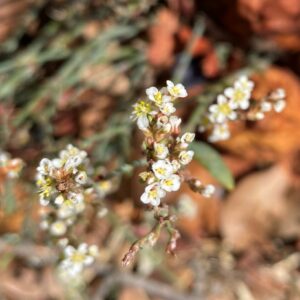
[122,206,179,266]
[0,239,57,267]
[92,271,201,300]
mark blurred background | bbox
[0,0,300,299]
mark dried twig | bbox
[92,271,201,300]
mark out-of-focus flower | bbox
[59,243,98,277]
[209,95,237,123]
[208,123,230,142]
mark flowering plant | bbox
[123,81,215,265]
[36,144,113,281]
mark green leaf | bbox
[190,141,234,190]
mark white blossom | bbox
[75,171,88,185]
[209,123,230,142]
[166,80,187,98]
[201,184,215,198]
[224,86,251,110]
[178,150,194,165]
[146,87,171,106]
[171,160,181,172]
[59,243,96,277]
[37,158,53,176]
[234,76,254,92]
[209,95,237,123]
[154,143,169,159]
[159,102,176,115]
[269,88,285,100]
[160,174,181,192]
[261,101,272,112]
[50,220,67,236]
[152,160,174,179]
[140,183,166,206]
[169,115,182,132]
[274,100,286,112]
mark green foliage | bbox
[190,141,234,190]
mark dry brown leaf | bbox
[221,164,300,252]
[118,287,150,300]
[0,0,32,43]
[238,0,300,50]
[147,8,178,67]
[0,265,63,300]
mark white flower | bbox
[274,100,286,112]
[137,114,150,131]
[208,123,230,142]
[140,183,166,206]
[75,171,88,185]
[39,197,50,206]
[209,95,237,123]
[60,144,87,162]
[64,155,83,172]
[152,160,174,179]
[60,243,95,276]
[224,86,251,110]
[234,76,254,92]
[68,192,84,204]
[97,179,114,197]
[261,101,272,112]
[51,158,63,169]
[254,111,265,120]
[166,80,187,98]
[269,88,285,100]
[154,143,169,159]
[171,160,181,172]
[201,184,215,198]
[180,132,195,147]
[37,158,53,175]
[156,115,171,132]
[50,220,67,236]
[58,198,85,219]
[40,220,49,230]
[131,100,153,131]
[169,115,182,132]
[159,102,176,115]
[160,174,181,192]
[89,245,99,257]
[97,207,108,218]
[146,87,171,106]
[178,150,194,165]
[54,194,65,206]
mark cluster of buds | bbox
[199,76,286,142]
[132,80,214,207]
[36,144,99,279]
[0,151,24,180]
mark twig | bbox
[92,271,201,300]
[0,240,57,267]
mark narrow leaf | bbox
[190,141,234,190]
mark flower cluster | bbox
[132,81,214,207]
[36,145,90,236]
[36,144,101,280]
[0,151,24,179]
[199,76,286,142]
